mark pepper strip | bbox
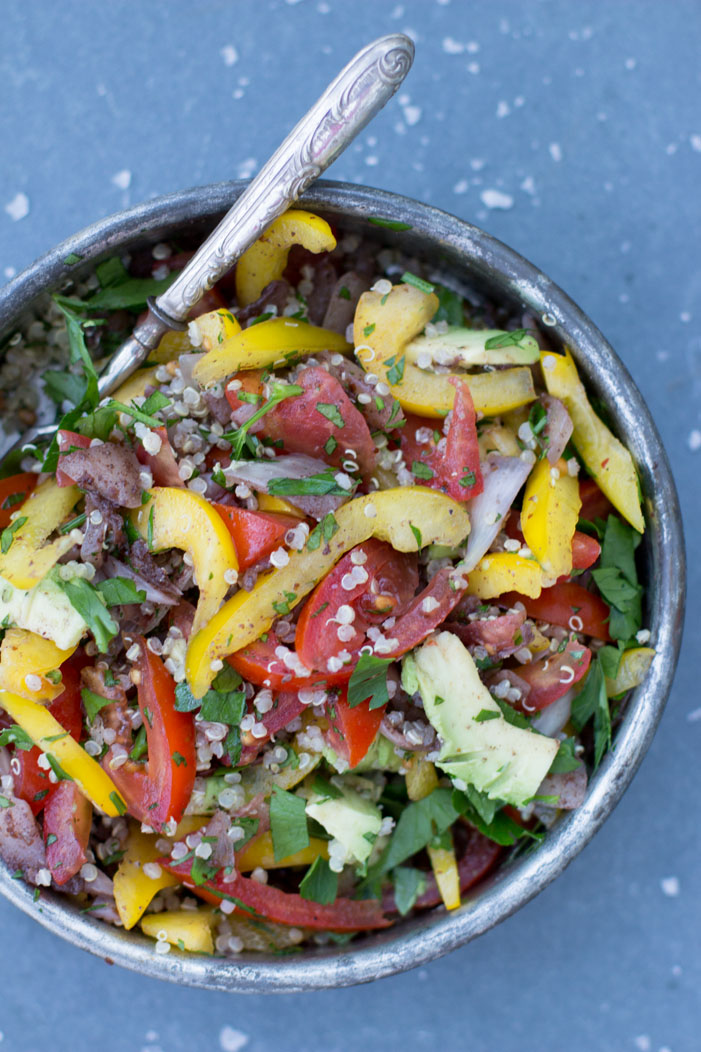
[353,284,536,418]
[0,628,76,702]
[540,348,644,533]
[235,209,337,306]
[521,456,581,581]
[463,552,543,600]
[405,759,461,911]
[0,479,81,590]
[0,689,125,816]
[186,487,471,698]
[192,317,351,387]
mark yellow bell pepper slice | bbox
[186,486,471,697]
[0,480,81,590]
[427,836,461,911]
[131,487,238,636]
[0,689,125,815]
[193,307,241,351]
[256,492,305,517]
[521,457,581,580]
[465,552,543,599]
[235,209,337,307]
[149,329,192,364]
[112,366,159,406]
[192,317,350,387]
[235,831,329,872]
[353,284,536,418]
[605,646,655,697]
[540,348,644,533]
[141,909,215,954]
[0,628,75,702]
[113,824,180,929]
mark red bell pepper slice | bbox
[159,858,391,931]
[325,687,384,769]
[13,653,86,816]
[213,505,301,571]
[44,780,92,885]
[510,639,592,712]
[499,580,611,642]
[102,643,195,829]
[0,472,37,528]
[55,429,90,487]
[136,426,183,487]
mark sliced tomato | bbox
[295,540,418,674]
[579,478,613,523]
[227,637,345,691]
[224,369,265,413]
[102,643,195,829]
[44,780,92,885]
[264,366,376,476]
[504,511,601,572]
[512,639,592,711]
[446,608,526,655]
[159,858,391,931]
[213,505,300,570]
[0,473,37,528]
[325,687,384,769]
[400,379,482,500]
[13,653,86,816]
[499,580,611,641]
[55,429,90,487]
[136,426,183,487]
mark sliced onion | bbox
[537,765,588,810]
[542,395,573,465]
[531,687,574,736]
[223,454,353,521]
[461,454,532,572]
[177,352,205,388]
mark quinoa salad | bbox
[0,209,654,957]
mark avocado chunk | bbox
[409,631,558,807]
[305,782,382,865]
[0,572,87,649]
[406,327,540,367]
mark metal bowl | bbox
[0,180,685,993]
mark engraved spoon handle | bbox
[95,33,414,398]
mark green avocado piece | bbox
[407,327,540,367]
[410,631,558,807]
[305,783,382,865]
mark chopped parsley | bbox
[96,577,147,607]
[400,271,435,295]
[411,460,434,480]
[52,575,119,653]
[269,785,309,862]
[299,856,338,905]
[316,403,345,428]
[80,688,113,722]
[385,354,406,386]
[268,470,351,497]
[347,653,392,711]
[367,217,412,231]
[306,512,339,551]
[0,516,27,554]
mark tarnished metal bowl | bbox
[0,181,685,993]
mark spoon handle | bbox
[96,33,414,398]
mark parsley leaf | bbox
[409,523,422,548]
[385,354,406,386]
[401,271,435,295]
[548,737,581,774]
[0,725,34,751]
[0,516,27,554]
[223,382,303,459]
[367,217,412,231]
[306,512,339,551]
[433,284,464,326]
[52,575,118,653]
[347,654,392,711]
[81,688,113,722]
[571,656,611,768]
[316,402,345,428]
[268,470,352,497]
[96,577,146,607]
[411,460,434,480]
[474,708,500,723]
[452,789,539,846]
[269,786,309,862]
[591,515,642,642]
[378,788,459,873]
[200,686,246,725]
[392,866,427,915]
[174,681,200,713]
[299,856,338,905]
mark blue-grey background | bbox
[1,2,698,1050]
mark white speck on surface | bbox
[520,175,536,195]
[365,155,379,166]
[480,188,514,210]
[691,134,701,152]
[686,706,701,721]
[236,158,257,179]
[680,311,691,322]
[467,61,480,74]
[219,1029,249,1052]
[496,100,511,119]
[233,89,244,100]
[625,57,637,70]
[317,1,330,11]
[112,169,131,190]
[453,179,469,194]
[220,44,238,66]
[403,105,421,126]
[514,95,525,107]
[3,266,16,279]
[688,429,701,451]
[470,158,485,171]
[442,36,465,54]
[5,192,29,221]
[390,3,404,16]
[549,142,563,162]
[666,143,678,155]
[634,1038,651,1052]
[466,40,480,52]
[660,876,680,897]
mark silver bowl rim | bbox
[0,179,686,993]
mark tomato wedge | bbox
[0,473,37,528]
[579,478,613,523]
[159,857,391,931]
[499,580,611,641]
[102,643,195,829]
[511,639,592,711]
[213,505,300,571]
[55,430,90,487]
[400,379,483,500]
[44,781,92,885]
[325,687,384,769]
[228,636,346,691]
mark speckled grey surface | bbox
[0,2,698,1050]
